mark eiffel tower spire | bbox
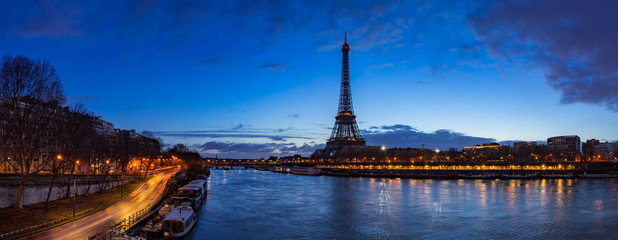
[326,32,365,150]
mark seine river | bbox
[187,169,618,239]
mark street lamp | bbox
[73,160,79,217]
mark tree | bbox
[139,135,162,179]
[172,143,190,153]
[56,104,96,198]
[113,130,140,196]
[141,130,155,138]
[91,133,113,196]
[0,55,65,208]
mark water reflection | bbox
[187,170,618,240]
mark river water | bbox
[187,169,618,239]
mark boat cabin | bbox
[162,206,197,239]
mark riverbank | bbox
[319,168,618,179]
[0,176,148,235]
[249,165,618,179]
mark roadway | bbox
[18,168,177,240]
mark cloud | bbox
[363,124,495,150]
[367,63,394,71]
[274,126,294,133]
[2,1,84,38]
[261,63,288,72]
[196,141,325,158]
[380,124,416,131]
[159,124,496,157]
[232,123,245,130]
[430,65,446,74]
[469,0,618,111]
[153,130,313,142]
[1,1,481,53]
[198,57,219,66]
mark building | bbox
[513,141,537,154]
[463,143,509,162]
[547,135,580,161]
[593,142,618,161]
[582,139,600,160]
[0,98,63,173]
[92,116,115,136]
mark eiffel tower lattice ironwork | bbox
[326,32,366,150]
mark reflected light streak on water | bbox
[188,170,618,240]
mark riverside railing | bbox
[87,203,153,240]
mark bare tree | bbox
[90,133,113,196]
[45,151,69,206]
[113,130,139,196]
[139,135,162,179]
[0,55,65,209]
[57,104,95,198]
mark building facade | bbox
[547,135,581,161]
[593,142,618,162]
[463,143,509,162]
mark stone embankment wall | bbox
[0,175,139,208]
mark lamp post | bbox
[73,160,79,217]
[120,160,124,197]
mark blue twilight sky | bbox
[1,0,618,158]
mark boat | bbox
[459,173,500,179]
[579,173,616,178]
[502,173,538,179]
[273,166,292,173]
[540,173,575,179]
[174,183,206,210]
[162,204,197,239]
[291,167,322,176]
[190,179,207,189]
[257,165,274,171]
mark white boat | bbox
[162,205,197,239]
[175,183,206,210]
[459,173,500,179]
[502,173,538,179]
[190,179,207,189]
[579,173,616,178]
[273,166,292,173]
[291,167,322,176]
[540,173,575,179]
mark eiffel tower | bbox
[325,32,366,150]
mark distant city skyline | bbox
[1,0,617,158]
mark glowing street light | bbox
[73,160,79,217]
